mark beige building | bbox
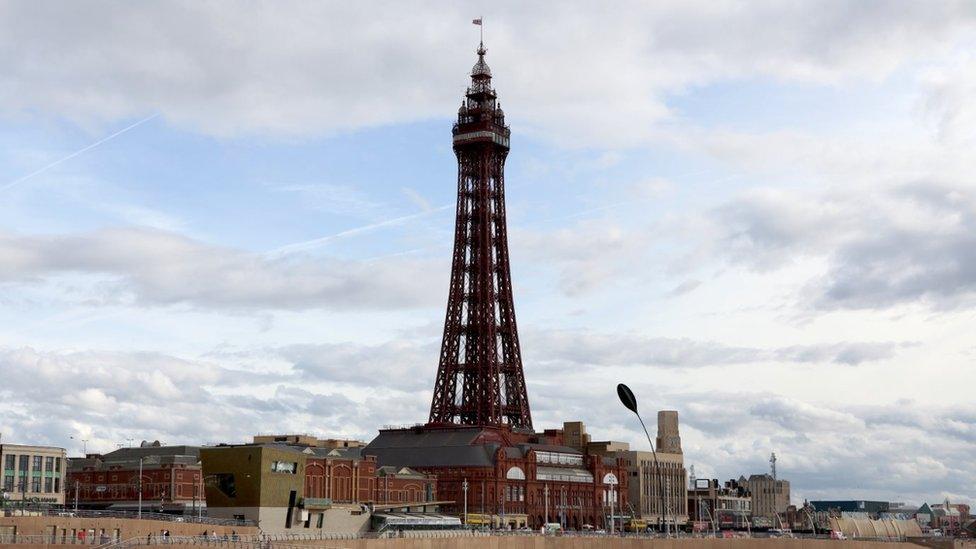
[620,411,687,529]
[739,474,790,520]
[580,412,689,530]
[561,422,591,451]
[1,443,67,505]
[252,434,366,449]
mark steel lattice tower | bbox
[428,42,532,429]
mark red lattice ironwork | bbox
[428,43,532,429]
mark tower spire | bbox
[428,40,530,429]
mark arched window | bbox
[506,466,526,480]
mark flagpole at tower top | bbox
[473,16,483,46]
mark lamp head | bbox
[616,383,638,415]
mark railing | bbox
[0,534,120,545]
[0,530,927,546]
[99,532,486,548]
[0,507,254,527]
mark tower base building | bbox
[365,424,628,530]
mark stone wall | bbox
[0,515,257,543]
[49,536,929,549]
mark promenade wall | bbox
[1,537,929,549]
[0,515,257,544]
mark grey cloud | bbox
[514,221,654,296]
[713,182,976,310]
[668,279,702,297]
[0,345,425,452]
[0,228,444,311]
[2,3,975,145]
[279,340,439,392]
[555,385,976,505]
[525,329,908,368]
[3,343,973,504]
[775,341,914,366]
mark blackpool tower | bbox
[427,42,532,429]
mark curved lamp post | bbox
[616,383,669,536]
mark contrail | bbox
[1,113,160,193]
[268,203,453,257]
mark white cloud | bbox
[709,181,976,310]
[1,2,974,145]
[0,227,444,311]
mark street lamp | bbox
[461,479,469,527]
[195,474,220,519]
[69,437,89,455]
[616,383,669,536]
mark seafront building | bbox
[200,438,442,533]
[0,443,67,505]
[66,443,203,513]
[687,479,752,530]
[739,473,790,525]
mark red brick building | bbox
[300,447,436,505]
[365,424,628,530]
[66,444,202,513]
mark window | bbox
[2,475,13,491]
[55,458,61,472]
[270,461,297,474]
[208,473,237,498]
[18,455,28,471]
[54,478,61,493]
[31,477,41,493]
[45,477,53,493]
[4,455,14,470]
[45,457,54,472]
[505,466,526,480]
[32,456,42,470]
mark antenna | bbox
[770,451,777,481]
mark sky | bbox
[1,1,975,507]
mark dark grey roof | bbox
[101,446,201,461]
[504,447,524,459]
[69,446,202,471]
[518,443,582,454]
[260,443,311,456]
[365,428,499,468]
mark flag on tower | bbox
[472,18,482,25]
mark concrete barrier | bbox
[0,515,258,546]
[106,537,929,549]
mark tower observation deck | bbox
[428,42,532,430]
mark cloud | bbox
[1,3,975,145]
[515,220,656,296]
[604,389,976,505]
[1,341,972,505]
[525,329,909,368]
[919,53,976,146]
[276,340,439,392]
[709,181,976,310]
[0,227,443,311]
